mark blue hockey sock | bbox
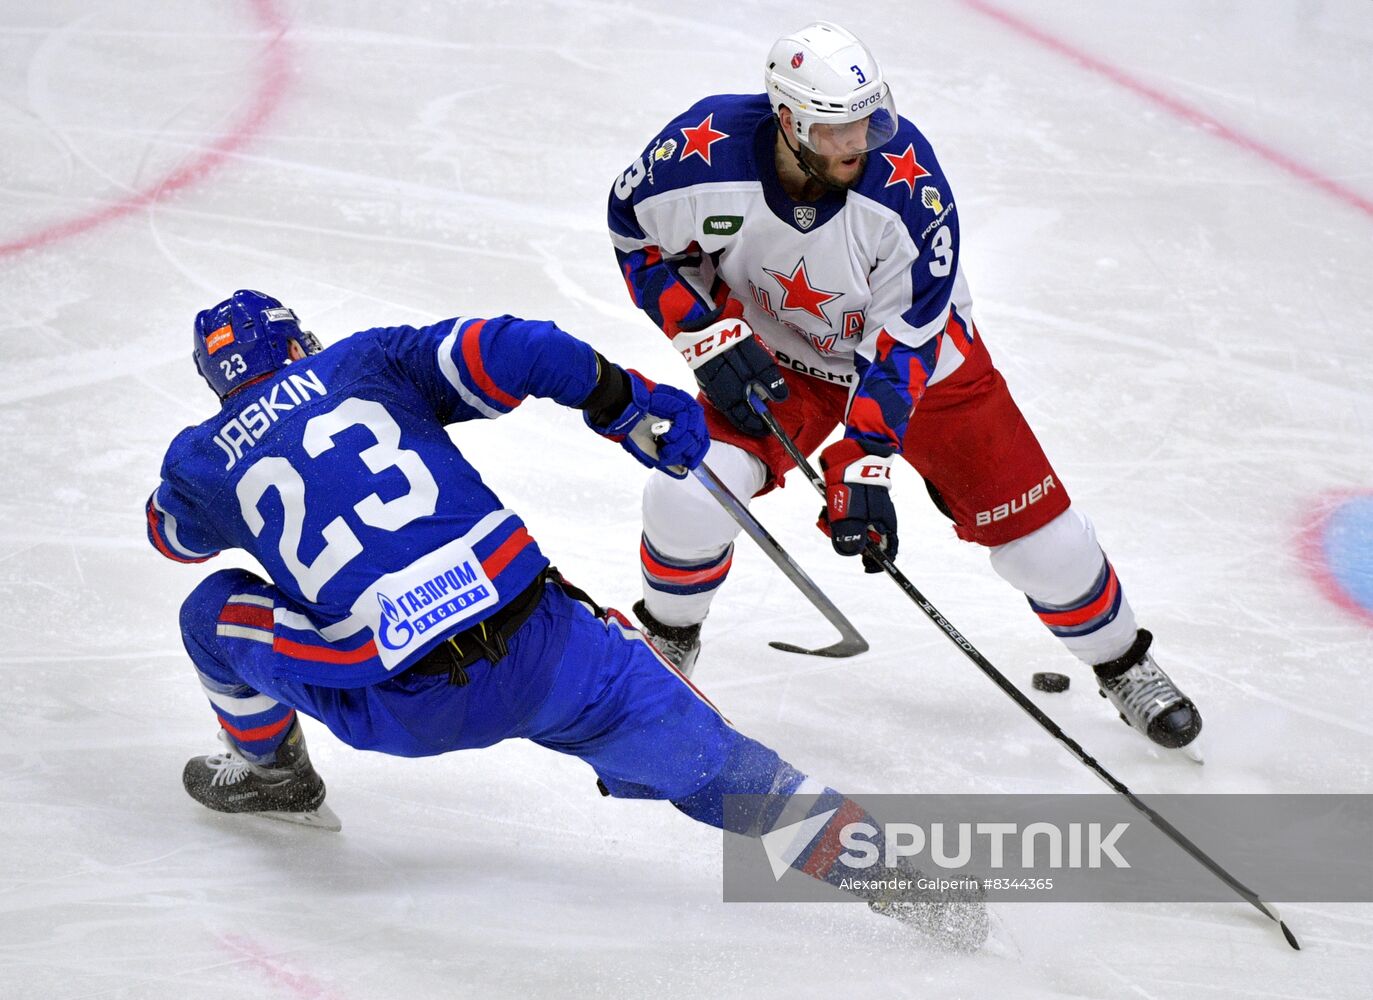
[670,733,886,890]
[181,568,296,764]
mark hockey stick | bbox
[693,460,868,657]
[748,389,1301,950]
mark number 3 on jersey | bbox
[928,224,953,277]
[235,397,439,601]
[614,158,647,200]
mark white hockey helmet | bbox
[764,21,898,154]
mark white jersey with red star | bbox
[608,93,977,452]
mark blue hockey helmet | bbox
[193,290,319,399]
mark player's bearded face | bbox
[803,119,871,188]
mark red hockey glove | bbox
[817,438,897,573]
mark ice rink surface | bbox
[3,1,1372,996]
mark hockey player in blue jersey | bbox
[608,21,1202,756]
[146,289,986,949]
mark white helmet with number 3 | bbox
[764,21,898,154]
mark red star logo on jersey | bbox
[881,143,930,195]
[679,113,729,166]
[762,258,843,323]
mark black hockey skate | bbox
[865,865,989,952]
[182,721,341,831]
[1094,629,1203,762]
[632,599,702,677]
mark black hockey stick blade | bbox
[768,636,869,657]
[1282,921,1301,950]
[1255,900,1301,950]
[692,461,868,658]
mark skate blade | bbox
[1176,739,1204,765]
[979,911,1023,960]
[256,803,342,832]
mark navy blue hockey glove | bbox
[583,366,708,478]
[817,439,898,573]
[672,305,787,437]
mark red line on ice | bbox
[0,0,291,258]
[964,0,1373,221]
[220,934,344,1000]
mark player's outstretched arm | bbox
[382,313,707,475]
[582,360,708,478]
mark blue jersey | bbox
[147,314,600,686]
[608,93,975,454]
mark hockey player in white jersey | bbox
[607,21,1202,753]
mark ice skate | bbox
[632,599,702,677]
[865,867,989,952]
[1094,629,1203,761]
[182,721,341,831]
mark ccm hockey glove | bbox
[818,438,898,573]
[582,361,708,478]
[672,303,788,437]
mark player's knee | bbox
[642,441,764,555]
[179,568,265,647]
[643,475,732,556]
[989,507,1102,602]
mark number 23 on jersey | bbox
[235,397,439,602]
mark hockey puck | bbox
[1032,672,1070,693]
